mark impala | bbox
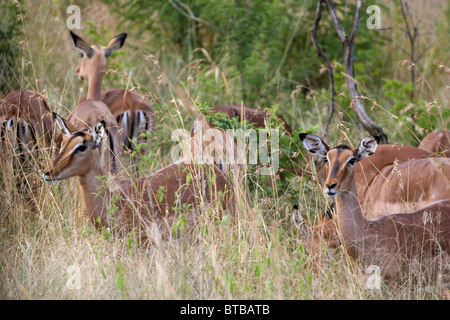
[419,129,450,157]
[181,112,245,180]
[66,31,126,174]
[43,116,231,243]
[311,142,447,217]
[301,140,441,245]
[300,133,450,281]
[201,104,292,134]
[309,143,432,194]
[359,156,450,218]
[1,89,54,149]
[76,33,155,151]
[185,105,289,178]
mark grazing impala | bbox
[80,88,156,151]
[44,116,231,243]
[66,31,126,174]
[76,32,155,150]
[419,129,450,157]
[300,133,450,281]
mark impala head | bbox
[43,114,106,183]
[300,133,378,197]
[70,31,127,80]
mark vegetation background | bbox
[0,0,448,299]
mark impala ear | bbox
[104,33,127,58]
[70,31,94,58]
[53,113,76,137]
[92,121,106,148]
[299,133,329,157]
[355,137,378,161]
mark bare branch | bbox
[398,0,432,97]
[322,0,388,143]
[416,42,434,61]
[400,0,414,43]
[395,44,410,56]
[311,0,338,143]
[348,0,362,43]
[324,0,347,44]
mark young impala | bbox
[43,115,231,244]
[300,133,450,282]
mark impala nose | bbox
[324,181,338,197]
[42,169,59,184]
[326,182,337,190]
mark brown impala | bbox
[64,31,126,174]
[44,115,231,244]
[76,33,155,151]
[300,133,450,282]
[1,90,54,155]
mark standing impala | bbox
[300,133,450,281]
[75,32,155,151]
[66,31,126,174]
[44,115,230,243]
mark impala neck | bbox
[335,178,367,259]
[78,153,110,229]
[86,63,105,101]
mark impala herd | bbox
[1,31,449,285]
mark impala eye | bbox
[347,158,356,166]
[80,53,84,58]
[74,145,87,153]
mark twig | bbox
[168,0,211,27]
[324,0,347,44]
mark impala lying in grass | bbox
[44,115,231,245]
[300,133,450,282]
[419,129,450,157]
[300,138,449,247]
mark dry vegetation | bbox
[0,0,449,300]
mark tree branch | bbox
[348,0,362,43]
[322,0,388,144]
[398,0,432,97]
[324,0,347,45]
[311,0,338,143]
